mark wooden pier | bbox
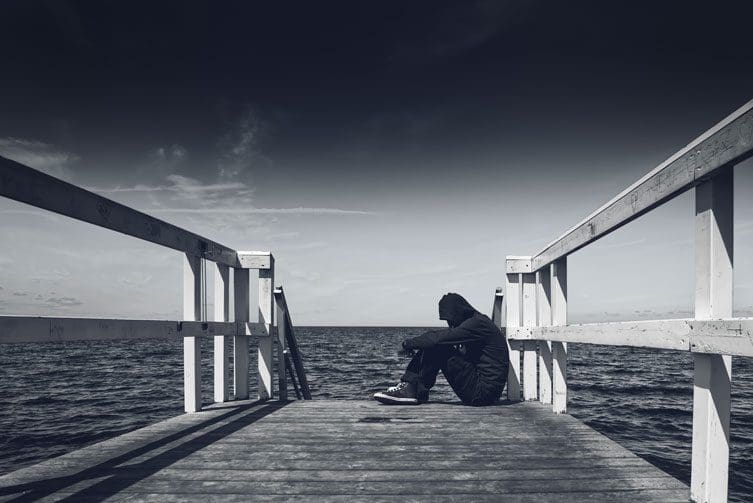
[3,98,753,502]
[0,399,688,502]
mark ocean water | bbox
[0,326,751,501]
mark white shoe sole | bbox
[373,392,419,405]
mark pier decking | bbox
[0,399,688,502]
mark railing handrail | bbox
[514,98,753,273]
[509,316,753,357]
[274,286,312,400]
[0,316,266,344]
[0,155,272,268]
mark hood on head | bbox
[438,293,477,327]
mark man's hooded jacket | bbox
[403,293,509,392]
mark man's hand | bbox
[397,340,416,357]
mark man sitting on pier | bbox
[373,293,508,406]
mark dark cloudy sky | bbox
[2,1,753,325]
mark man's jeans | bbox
[400,345,503,406]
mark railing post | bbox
[551,257,568,414]
[491,287,504,327]
[275,288,288,401]
[522,272,537,401]
[537,266,553,405]
[505,269,521,402]
[258,255,275,400]
[233,267,250,400]
[213,263,230,402]
[183,253,202,413]
[692,166,733,503]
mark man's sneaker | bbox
[373,382,420,405]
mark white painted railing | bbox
[0,156,289,412]
[502,98,753,503]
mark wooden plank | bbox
[29,466,674,483]
[537,267,553,405]
[505,271,522,401]
[522,273,537,401]
[0,316,250,344]
[273,287,312,399]
[694,166,733,319]
[275,292,288,401]
[183,254,202,413]
[692,170,733,503]
[551,258,567,414]
[505,256,532,274]
[237,251,272,270]
[233,268,250,400]
[213,263,230,403]
[64,490,689,503]
[510,319,691,350]
[491,287,504,327]
[532,99,753,272]
[0,155,239,267]
[511,317,753,357]
[54,477,684,496]
[686,319,753,356]
[285,352,302,399]
[258,258,275,400]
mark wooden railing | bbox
[502,98,753,503]
[0,156,299,412]
[275,286,312,400]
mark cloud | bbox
[217,106,268,181]
[0,137,79,180]
[88,176,247,195]
[118,271,153,288]
[154,144,187,164]
[150,206,378,215]
[44,296,83,308]
[87,172,376,216]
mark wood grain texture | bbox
[274,287,312,399]
[258,262,275,400]
[509,318,753,357]
[182,254,202,413]
[522,273,537,401]
[236,251,272,270]
[536,267,553,405]
[0,400,688,502]
[213,263,230,403]
[505,272,522,401]
[232,268,250,400]
[0,317,265,344]
[692,172,733,503]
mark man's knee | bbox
[420,345,454,362]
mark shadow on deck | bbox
[0,400,688,502]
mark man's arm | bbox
[403,318,486,350]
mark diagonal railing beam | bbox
[0,156,239,267]
[532,99,753,272]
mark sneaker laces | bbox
[387,382,409,392]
